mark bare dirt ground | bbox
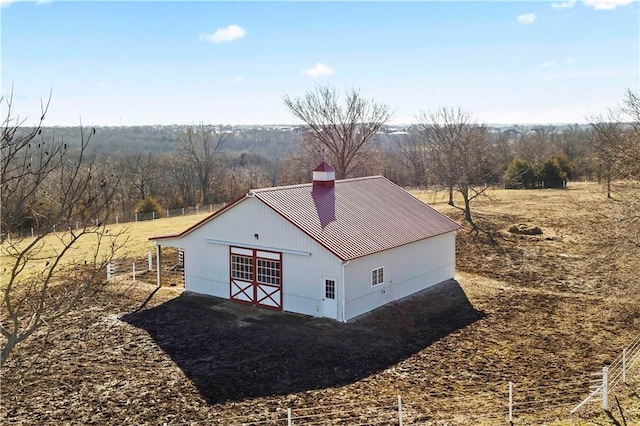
[2,183,639,425]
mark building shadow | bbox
[122,279,484,404]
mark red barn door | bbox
[229,247,282,310]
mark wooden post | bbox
[181,207,185,216]
[623,348,627,384]
[135,213,138,222]
[132,262,136,284]
[509,382,514,423]
[602,366,609,411]
[115,216,118,225]
[398,395,403,426]
[156,244,161,288]
[152,211,155,220]
[196,205,199,214]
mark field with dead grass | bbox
[1,182,639,425]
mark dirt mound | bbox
[508,223,543,235]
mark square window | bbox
[231,255,253,281]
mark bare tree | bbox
[514,126,557,169]
[283,85,393,179]
[0,91,123,366]
[589,112,624,198]
[583,90,640,290]
[397,131,430,187]
[181,124,226,205]
[125,151,159,200]
[414,107,492,229]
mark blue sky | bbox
[1,0,638,126]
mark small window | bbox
[325,279,336,299]
[371,266,384,287]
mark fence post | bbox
[398,395,403,426]
[132,262,136,284]
[209,204,212,212]
[196,205,199,214]
[287,408,292,426]
[148,251,153,271]
[116,216,118,225]
[182,207,185,216]
[166,209,169,219]
[509,382,514,423]
[135,213,138,222]
[623,348,627,384]
[53,225,56,233]
[602,366,609,411]
[152,211,155,220]
[107,262,112,281]
[31,227,34,237]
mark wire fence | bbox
[153,333,640,426]
[2,203,224,240]
[107,249,184,288]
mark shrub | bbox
[504,159,536,189]
[135,196,163,215]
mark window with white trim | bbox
[256,258,281,286]
[371,266,384,286]
[231,254,253,281]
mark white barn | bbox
[150,163,461,322]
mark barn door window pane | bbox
[257,258,281,286]
[231,255,253,281]
[371,266,384,286]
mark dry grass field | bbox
[1,182,639,425]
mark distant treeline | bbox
[18,122,604,224]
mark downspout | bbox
[341,260,350,323]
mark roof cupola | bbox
[312,162,335,188]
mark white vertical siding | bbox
[154,197,456,323]
[157,197,344,320]
[343,232,456,321]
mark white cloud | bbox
[0,0,18,7]
[552,0,576,8]
[541,60,557,68]
[583,0,634,9]
[230,75,244,83]
[303,62,335,79]
[200,24,246,44]
[516,13,537,24]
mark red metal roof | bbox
[251,176,461,260]
[151,176,461,261]
[313,161,335,172]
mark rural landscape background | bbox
[2,0,639,424]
